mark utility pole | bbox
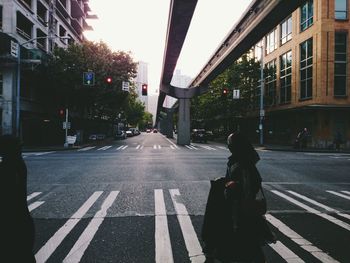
[259,43,265,146]
[64,108,69,148]
[48,0,57,54]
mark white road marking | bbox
[170,145,175,149]
[154,190,174,263]
[216,146,228,150]
[116,145,124,150]
[269,241,305,263]
[97,146,112,151]
[119,145,128,150]
[35,191,103,262]
[266,214,339,263]
[326,190,350,201]
[35,151,55,156]
[63,191,119,263]
[153,145,157,149]
[29,201,45,212]
[271,190,350,231]
[165,138,178,149]
[288,191,350,220]
[185,145,198,150]
[27,192,42,201]
[78,146,95,152]
[136,145,141,150]
[201,145,216,150]
[341,191,350,196]
[169,189,205,262]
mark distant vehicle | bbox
[114,130,127,140]
[125,130,133,137]
[129,128,140,136]
[146,129,151,133]
[205,130,214,141]
[153,129,158,133]
[88,134,97,141]
[96,134,106,140]
[191,129,207,143]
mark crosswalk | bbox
[27,187,350,263]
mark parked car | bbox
[205,130,214,141]
[125,130,133,137]
[114,130,127,140]
[191,129,207,143]
[153,129,158,133]
[96,134,106,140]
[146,129,151,133]
[88,134,97,141]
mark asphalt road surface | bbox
[23,132,350,263]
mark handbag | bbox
[241,186,267,216]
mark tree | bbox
[37,40,138,122]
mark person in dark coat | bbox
[202,132,275,263]
[0,135,36,262]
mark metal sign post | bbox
[64,108,69,148]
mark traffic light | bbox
[83,71,95,86]
[59,108,65,118]
[222,88,228,96]
[106,76,112,84]
[142,84,148,96]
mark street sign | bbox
[260,110,265,117]
[233,89,240,99]
[63,122,71,129]
[122,81,129,92]
[11,41,19,58]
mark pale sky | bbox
[84,0,252,95]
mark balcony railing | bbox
[16,27,31,40]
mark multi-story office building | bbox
[247,0,350,148]
[0,0,95,143]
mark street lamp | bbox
[15,36,70,137]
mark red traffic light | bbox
[106,77,112,83]
[142,84,148,96]
[59,109,65,117]
[222,88,228,95]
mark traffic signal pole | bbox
[64,108,68,148]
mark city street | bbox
[24,132,350,263]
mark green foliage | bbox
[37,40,139,122]
[191,54,261,131]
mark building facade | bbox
[0,0,94,143]
[247,0,350,148]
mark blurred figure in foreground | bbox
[0,135,36,262]
[202,132,275,263]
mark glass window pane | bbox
[334,76,346,95]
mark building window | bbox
[300,38,313,99]
[334,32,347,96]
[280,51,292,103]
[301,0,313,32]
[266,27,278,54]
[281,16,292,45]
[335,0,347,19]
[265,60,277,106]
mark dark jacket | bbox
[1,136,36,262]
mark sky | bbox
[84,0,252,93]
[84,0,252,120]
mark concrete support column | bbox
[165,109,174,138]
[177,98,190,145]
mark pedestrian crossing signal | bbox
[83,72,95,86]
[142,84,148,96]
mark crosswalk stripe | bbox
[63,191,119,263]
[341,190,350,196]
[27,192,42,201]
[116,145,124,150]
[170,145,175,150]
[269,241,305,263]
[216,146,228,150]
[29,201,45,212]
[78,146,95,152]
[97,146,112,151]
[35,151,55,156]
[169,189,205,262]
[326,190,350,201]
[271,190,350,231]
[288,191,350,220]
[266,214,339,263]
[155,190,174,263]
[122,145,128,150]
[136,145,141,150]
[35,191,103,262]
[200,145,216,150]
